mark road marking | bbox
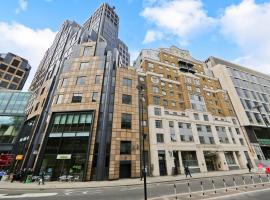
[120,187,142,191]
[0,193,58,198]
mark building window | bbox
[92,92,98,102]
[61,78,68,87]
[178,122,183,128]
[196,124,202,132]
[121,113,132,129]
[186,123,191,129]
[154,107,161,116]
[11,59,20,67]
[209,137,215,144]
[239,138,245,145]
[122,94,132,104]
[76,76,86,85]
[95,75,101,84]
[71,93,82,103]
[203,115,209,121]
[156,133,164,143]
[169,121,174,127]
[153,86,159,93]
[199,136,205,144]
[120,141,131,154]
[16,70,24,77]
[194,113,199,120]
[80,62,89,70]
[225,152,236,165]
[235,128,240,135]
[34,103,39,111]
[155,120,163,128]
[163,100,168,107]
[56,94,63,104]
[153,96,160,105]
[40,87,45,95]
[206,125,212,132]
[172,101,176,107]
[123,78,132,87]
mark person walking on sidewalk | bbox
[184,165,192,178]
[246,162,252,172]
[38,170,45,185]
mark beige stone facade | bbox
[135,46,252,176]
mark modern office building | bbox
[134,46,252,176]
[0,53,31,90]
[19,3,139,181]
[83,3,130,66]
[207,57,270,160]
[0,90,31,155]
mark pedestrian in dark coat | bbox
[246,162,252,172]
[184,165,192,178]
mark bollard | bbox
[212,179,216,194]
[174,184,178,200]
[187,182,192,198]
[251,175,256,187]
[242,176,247,189]
[233,177,238,190]
[267,174,270,183]
[259,175,264,186]
[201,181,205,196]
[223,179,228,192]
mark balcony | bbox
[179,60,196,74]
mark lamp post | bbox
[137,84,147,200]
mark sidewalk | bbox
[0,169,250,190]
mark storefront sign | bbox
[15,155,23,161]
[56,154,71,160]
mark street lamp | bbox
[137,84,147,200]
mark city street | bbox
[0,173,270,200]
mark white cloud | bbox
[141,0,216,44]
[143,30,163,44]
[220,0,270,74]
[0,21,56,90]
[15,0,28,14]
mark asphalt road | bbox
[0,173,269,200]
[215,188,270,200]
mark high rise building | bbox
[83,3,130,66]
[207,57,270,160]
[18,3,139,181]
[0,53,31,90]
[134,46,253,176]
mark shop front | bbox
[39,111,94,181]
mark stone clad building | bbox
[207,57,270,161]
[134,46,252,176]
[0,53,31,90]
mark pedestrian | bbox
[38,170,45,185]
[246,162,251,172]
[184,165,192,178]
[140,169,144,181]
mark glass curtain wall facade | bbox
[0,91,31,154]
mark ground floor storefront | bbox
[151,149,249,176]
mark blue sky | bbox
[0,0,270,89]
